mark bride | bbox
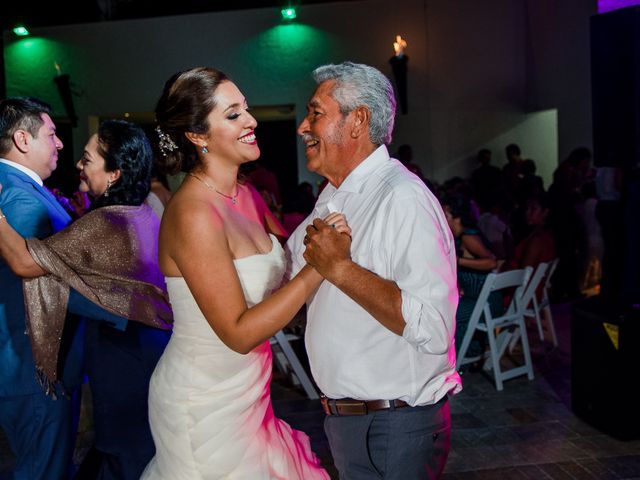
[141,67,348,479]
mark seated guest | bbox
[507,193,556,270]
[0,120,173,480]
[441,194,500,359]
[477,190,514,266]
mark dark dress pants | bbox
[324,397,451,480]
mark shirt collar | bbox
[319,145,390,200]
[0,158,44,186]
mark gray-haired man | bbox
[286,62,461,479]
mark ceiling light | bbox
[13,25,30,36]
[281,7,297,20]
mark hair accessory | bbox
[201,146,209,154]
[155,125,178,157]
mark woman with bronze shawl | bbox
[0,119,172,479]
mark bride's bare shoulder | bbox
[162,184,224,235]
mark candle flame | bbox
[393,35,407,56]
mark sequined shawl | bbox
[23,204,173,389]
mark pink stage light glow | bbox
[599,0,640,13]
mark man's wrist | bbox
[326,258,354,287]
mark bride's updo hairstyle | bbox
[154,67,229,175]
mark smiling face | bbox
[203,81,259,164]
[76,134,118,198]
[28,113,63,180]
[297,80,349,178]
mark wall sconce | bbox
[389,35,408,114]
[53,63,78,127]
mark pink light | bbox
[598,0,640,13]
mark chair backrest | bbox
[456,267,535,377]
[469,267,533,327]
[543,258,559,291]
[520,262,549,310]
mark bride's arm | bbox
[163,200,332,354]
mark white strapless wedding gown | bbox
[141,235,328,479]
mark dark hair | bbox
[154,67,229,175]
[0,97,52,156]
[505,143,521,157]
[527,191,551,211]
[522,158,537,175]
[441,193,477,229]
[565,146,592,166]
[397,144,412,157]
[90,120,152,210]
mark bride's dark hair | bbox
[154,67,229,175]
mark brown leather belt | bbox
[320,395,409,416]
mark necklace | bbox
[189,173,238,204]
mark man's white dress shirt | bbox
[286,146,462,406]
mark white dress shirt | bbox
[285,145,462,406]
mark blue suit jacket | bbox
[0,162,127,397]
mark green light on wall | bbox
[13,25,30,36]
[4,37,69,108]
[281,7,297,20]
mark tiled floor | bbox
[3,302,640,479]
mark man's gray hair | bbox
[312,62,396,146]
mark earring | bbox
[201,146,209,154]
[104,179,112,198]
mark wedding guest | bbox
[287,62,461,479]
[0,96,82,480]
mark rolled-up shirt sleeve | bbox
[383,185,459,354]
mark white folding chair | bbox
[520,259,559,347]
[456,268,534,391]
[537,258,559,346]
[270,330,319,399]
[519,262,550,343]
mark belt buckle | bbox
[321,396,368,416]
[321,396,340,416]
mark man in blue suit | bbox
[0,97,127,480]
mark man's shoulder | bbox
[0,164,38,191]
[374,161,434,201]
[0,170,52,233]
[0,174,42,206]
